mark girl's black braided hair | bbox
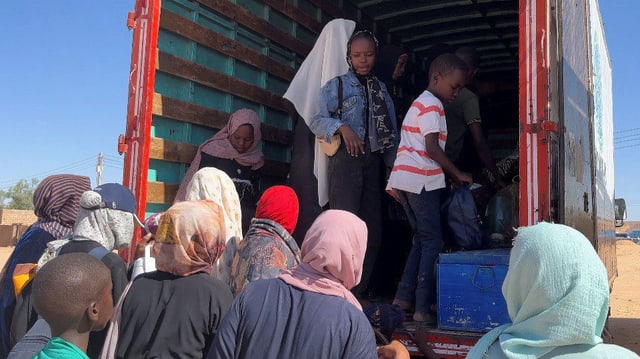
[346,29,379,69]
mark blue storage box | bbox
[437,249,511,332]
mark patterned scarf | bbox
[31,174,91,239]
[366,75,396,150]
[153,200,226,277]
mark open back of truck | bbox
[121,0,616,282]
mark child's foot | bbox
[413,311,436,324]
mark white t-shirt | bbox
[387,90,447,194]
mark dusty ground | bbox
[0,242,637,353]
[607,240,640,353]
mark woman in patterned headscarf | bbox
[114,200,233,358]
[0,174,90,356]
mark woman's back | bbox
[211,278,376,359]
[117,272,232,359]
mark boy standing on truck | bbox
[387,53,471,323]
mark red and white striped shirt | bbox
[387,90,447,194]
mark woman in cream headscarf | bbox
[467,222,639,359]
[284,18,356,240]
[114,200,233,358]
[184,167,243,287]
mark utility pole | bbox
[96,152,104,185]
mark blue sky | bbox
[1,1,638,220]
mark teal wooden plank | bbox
[235,61,264,88]
[158,29,194,60]
[268,7,293,33]
[146,203,170,217]
[193,83,230,112]
[236,0,267,19]
[190,124,218,146]
[232,97,261,114]
[148,168,158,182]
[197,7,234,38]
[236,27,267,53]
[297,0,319,21]
[155,72,193,103]
[149,159,184,184]
[266,74,289,96]
[196,45,231,75]
[268,42,296,68]
[162,0,197,18]
[296,25,316,47]
[265,108,291,130]
[152,116,189,143]
[262,142,291,163]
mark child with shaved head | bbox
[32,253,113,359]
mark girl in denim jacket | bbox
[310,30,398,297]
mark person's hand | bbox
[377,340,410,359]
[134,233,154,260]
[454,172,473,186]
[338,125,365,156]
[386,188,401,203]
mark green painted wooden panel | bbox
[236,27,267,54]
[268,42,296,68]
[269,7,294,34]
[152,116,189,143]
[149,159,184,184]
[158,29,195,60]
[231,97,261,115]
[196,7,234,37]
[265,107,291,130]
[162,0,196,18]
[196,46,231,75]
[236,0,266,19]
[266,75,289,96]
[146,203,170,217]
[263,142,290,163]
[296,25,316,46]
[190,124,218,146]
[235,61,265,88]
[297,0,319,21]
[155,72,193,102]
[193,83,230,112]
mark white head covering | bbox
[185,167,243,285]
[283,18,356,207]
[467,222,611,359]
[72,191,135,251]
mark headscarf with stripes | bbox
[31,174,92,240]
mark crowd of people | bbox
[0,17,637,359]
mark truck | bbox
[119,0,618,357]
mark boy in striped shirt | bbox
[387,53,472,323]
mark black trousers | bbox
[328,142,383,297]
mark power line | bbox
[0,156,96,186]
[614,132,640,141]
[614,127,640,134]
[614,137,640,144]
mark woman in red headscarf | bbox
[230,185,301,295]
[175,108,265,233]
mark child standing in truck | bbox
[387,54,471,323]
[310,30,399,298]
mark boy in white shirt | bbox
[387,53,471,323]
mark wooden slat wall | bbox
[160,10,296,82]
[157,51,289,113]
[149,0,357,207]
[195,0,312,56]
[147,137,289,203]
[152,93,292,145]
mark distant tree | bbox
[0,178,40,210]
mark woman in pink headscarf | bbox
[210,210,380,358]
[175,108,265,233]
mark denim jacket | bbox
[310,71,399,166]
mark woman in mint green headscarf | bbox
[467,222,638,359]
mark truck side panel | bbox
[588,0,616,281]
[558,0,596,241]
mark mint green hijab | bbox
[467,222,609,359]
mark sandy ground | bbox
[0,242,638,354]
[607,240,640,353]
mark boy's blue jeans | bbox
[394,188,444,314]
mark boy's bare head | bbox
[32,253,113,336]
[427,53,468,103]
